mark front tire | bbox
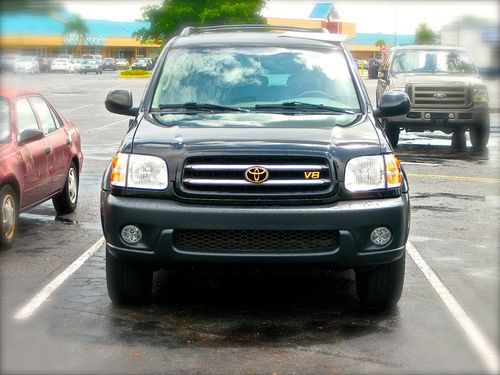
[1,185,18,249]
[383,119,400,148]
[53,162,79,215]
[106,247,153,305]
[469,117,490,151]
[355,253,406,309]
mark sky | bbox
[63,0,498,34]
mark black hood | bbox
[132,112,383,151]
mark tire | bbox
[53,162,79,215]
[106,247,152,305]
[0,185,18,249]
[355,252,406,309]
[469,117,490,151]
[383,119,400,148]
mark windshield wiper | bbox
[157,102,249,112]
[254,101,355,114]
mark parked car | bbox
[131,57,153,71]
[51,58,74,73]
[102,25,411,308]
[0,55,17,72]
[79,59,103,74]
[376,45,490,150]
[70,58,83,73]
[0,88,83,248]
[115,58,129,70]
[102,58,116,71]
[37,57,51,73]
[14,56,39,74]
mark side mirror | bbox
[374,91,411,118]
[105,90,138,116]
[18,128,44,145]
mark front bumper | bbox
[389,106,489,131]
[101,192,410,268]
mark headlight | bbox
[345,154,402,192]
[110,153,168,190]
[473,88,488,103]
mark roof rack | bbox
[179,24,329,37]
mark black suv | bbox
[101,25,411,309]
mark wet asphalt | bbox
[0,72,499,374]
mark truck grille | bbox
[410,85,471,108]
[178,155,335,199]
[173,229,339,253]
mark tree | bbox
[134,0,267,44]
[63,15,89,57]
[415,23,435,45]
[375,39,386,50]
[2,0,62,13]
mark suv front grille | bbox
[173,229,339,253]
[178,155,335,199]
[410,85,471,108]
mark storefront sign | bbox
[63,33,105,46]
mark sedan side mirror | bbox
[105,90,138,116]
[18,128,44,145]
[374,91,411,118]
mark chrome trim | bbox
[184,179,330,186]
[186,164,327,171]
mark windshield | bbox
[152,47,360,112]
[0,98,11,143]
[136,59,147,63]
[391,49,477,74]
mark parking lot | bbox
[1,71,499,373]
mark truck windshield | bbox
[152,47,361,112]
[391,49,477,74]
[0,98,10,143]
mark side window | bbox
[16,97,40,135]
[49,107,62,129]
[29,96,58,134]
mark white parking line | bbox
[14,237,105,320]
[407,241,499,374]
[84,119,128,133]
[61,104,94,113]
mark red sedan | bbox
[0,88,83,248]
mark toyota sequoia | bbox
[101,25,411,309]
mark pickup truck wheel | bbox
[383,119,400,148]
[355,252,405,309]
[106,247,152,305]
[1,186,18,249]
[469,117,490,151]
[53,162,78,215]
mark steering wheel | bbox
[297,90,330,98]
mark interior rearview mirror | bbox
[18,128,44,145]
[374,91,411,118]
[105,90,138,116]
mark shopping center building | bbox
[1,3,415,62]
[0,12,162,62]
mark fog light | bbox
[424,112,431,119]
[121,225,142,244]
[448,113,455,119]
[370,227,392,246]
